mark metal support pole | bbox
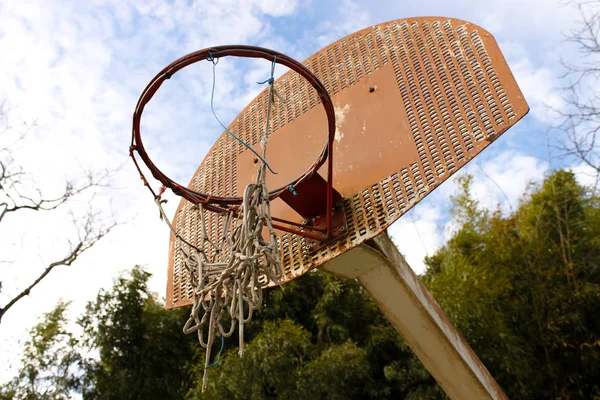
[321,230,508,400]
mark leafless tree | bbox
[0,104,117,324]
[556,0,600,185]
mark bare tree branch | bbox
[0,169,112,224]
[0,208,119,324]
[0,103,119,326]
[555,0,600,181]
[0,104,116,225]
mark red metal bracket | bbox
[272,173,347,242]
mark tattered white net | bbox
[156,64,284,391]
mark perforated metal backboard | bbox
[166,17,529,308]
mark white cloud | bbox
[571,162,599,189]
[473,0,579,39]
[310,0,371,49]
[0,0,589,385]
[388,205,445,275]
[388,151,548,274]
[509,57,564,123]
[250,0,298,17]
[467,152,549,213]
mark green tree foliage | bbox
[424,171,600,398]
[78,266,196,399]
[188,271,436,399]
[2,170,599,400]
[0,301,82,399]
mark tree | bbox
[3,170,599,399]
[78,266,197,399]
[71,266,439,399]
[556,0,600,184]
[0,301,83,399]
[424,171,600,398]
[71,171,598,399]
[0,103,116,324]
[188,271,437,400]
[1,266,199,399]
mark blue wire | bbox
[257,77,275,85]
[209,57,277,174]
[257,55,277,84]
[205,335,225,369]
[288,184,298,196]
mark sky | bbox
[0,0,595,381]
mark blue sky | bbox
[0,0,594,380]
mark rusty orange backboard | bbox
[166,17,529,308]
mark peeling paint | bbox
[334,104,351,143]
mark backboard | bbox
[164,17,529,308]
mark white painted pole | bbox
[321,230,508,400]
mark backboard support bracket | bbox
[304,202,348,251]
[272,173,347,243]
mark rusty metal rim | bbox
[130,45,336,217]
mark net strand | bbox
[208,56,277,174]
[158,56,283,392]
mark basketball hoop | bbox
[130,45,339,238]
[131,18,531,399]
[130,45,338,391]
